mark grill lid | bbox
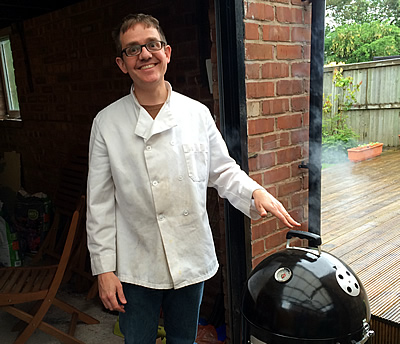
[242,230,373,342]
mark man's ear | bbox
[116,56,128,74]
[165,45,172,64]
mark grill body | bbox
[242,232,374,344]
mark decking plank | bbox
[321,149,400,325]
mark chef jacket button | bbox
[170,141,175,145]
[178,175,183,181]
[183,210,189,216]
[152,181,158,186]
[158,214,165,221]
[146,146,152,151]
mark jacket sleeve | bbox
[86,116,117,275]
[205,112,263,220]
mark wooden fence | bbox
[323,58,400,147]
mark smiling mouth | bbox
[140,64,156,70]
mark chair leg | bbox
[2,304,48,344]
[53,297,99,324]
[86,278,98,300]
[11,301,41,333]
[2,305,86,344]
[4,301,52,344]
[69,312,79,336]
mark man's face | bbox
[116,23,171,90]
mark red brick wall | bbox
[0,0,311,340]
[206,2,310,341]
[0,0,213,198]
[0,0,225,327]
[244,0,311,267]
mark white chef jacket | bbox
[87,82,263,289]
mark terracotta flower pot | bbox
[347,143,383,162]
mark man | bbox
[87,13,300,344]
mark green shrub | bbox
[322,68,361,163]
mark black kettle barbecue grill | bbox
[242,230,374,344]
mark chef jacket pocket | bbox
[182,144,208,182]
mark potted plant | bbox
[347,142,383,162]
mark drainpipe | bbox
[307,0,326,235]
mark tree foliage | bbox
[325,21,400,63]
[326,0,400,28]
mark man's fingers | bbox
[279,211,301,228]
[253,188,301,228]
[102,293,125,312]
[257,204,268,217]
[279,214,293,228]
[111,299,126,313]
[288,216,301,227]
[97,272,127,312]
[116,285,127,305]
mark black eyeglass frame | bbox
[120,40,166,57]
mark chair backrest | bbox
[54,146,88,218]
[51,149,88,257]
[47,196,85,299]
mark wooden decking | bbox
[321,149,400,325]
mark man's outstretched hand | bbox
[253,189,301,228]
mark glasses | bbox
[121,40,166,57]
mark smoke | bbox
[322,143,353,164]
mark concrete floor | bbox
[0,284,124,344]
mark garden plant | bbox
[322,68,362,164]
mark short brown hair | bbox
[112,14,167,54]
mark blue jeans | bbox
[119,282,204,344]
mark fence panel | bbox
[323,59,400,147]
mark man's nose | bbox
[139,46,152,59]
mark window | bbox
[0,34,20,120]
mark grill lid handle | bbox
[286,230,322,248]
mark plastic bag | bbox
[0,201,21,267]
[196,324,223,344]
[14,190,52,253]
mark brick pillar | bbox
[244,0,311,267]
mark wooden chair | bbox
[30,147,97,298]
[31,147,89,265]
[0,195,99,344]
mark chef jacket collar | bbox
[131,82,177,142]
